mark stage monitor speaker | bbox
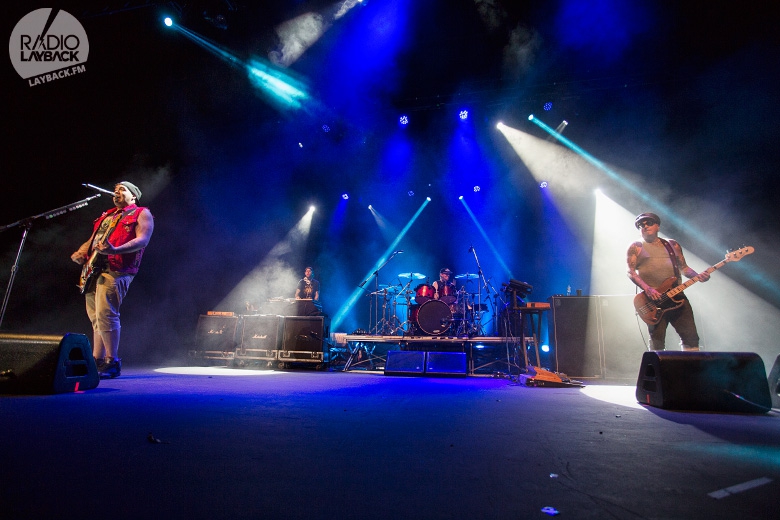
[195,315,239,352]
[548,296,603,378]
[769,354,780,409]
[0,333,99,394]
[240,315,283,352]
[425,352,467,377]
[384,350,425,376]
[635,351,772,413]
[282,316,324,352]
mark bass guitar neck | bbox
[633,245,754,325]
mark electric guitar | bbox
[77,214,121,294]
[633,246,754,325]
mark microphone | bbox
[82,183,114,196]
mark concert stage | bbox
[341,334,527,375]
[1,365,778,520]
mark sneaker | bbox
[94,357,105,370]
[99,357,122,379]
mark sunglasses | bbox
[637,220,657,228]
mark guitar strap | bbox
[658,238,681,283]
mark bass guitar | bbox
[633,246,754,325]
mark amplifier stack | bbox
[189,314,327,370]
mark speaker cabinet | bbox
[425,352,467,376]
[635,351,772,413]
[240,315,283,352]
[195,315,239,352]
[548,295,645,379]
[384,350,425,375]
[548,296,602,378]
[769,354,780,409]
[0,333,99,394]
[282,316,324,352]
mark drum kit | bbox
[369,272,488,336]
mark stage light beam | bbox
[332,199,431,330]
[459,198,512,279]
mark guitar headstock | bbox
[725,246,755,262]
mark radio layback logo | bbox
[9,8,90,87]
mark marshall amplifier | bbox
[190,315,239,366]
[235,315,283,368]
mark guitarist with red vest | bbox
[70,181,154,378]
[626,212,709,351]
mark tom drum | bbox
[415,284,435,304]
[438,284,457,304]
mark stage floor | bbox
[1,366,778,520]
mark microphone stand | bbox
[467,245,512,374]
[0,193,102,329]
[357,251,401,335]
[467,246,492,335]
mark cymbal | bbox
[398,272,425,280]
[455,273,478,280]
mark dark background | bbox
[2,0,779,365]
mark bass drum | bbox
[415,284,435,304]
[417,300,453,336]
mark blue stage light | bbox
[540,181,548,188]
[399,115,409,126]
[164,17,173,27]
[407,191,414,197]
[473,186,480,192]
[341,193,349,200]
[459,110,468,121]
[541,344,550,353]
[543,102,553,111]
[322,124,331,133]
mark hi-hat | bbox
[398,272,425,280]
[455,273,478,280]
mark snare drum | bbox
[438,284,457,304]
[415,284,435,304]
[416,300,453,335]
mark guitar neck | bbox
[666,260,725,297]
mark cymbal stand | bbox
[455,288,475,336]
[387,291,406,335]
[381,288,406,335]
[358,250,402,336]
[371,289,392,335]
[397,291,415,334]
[391,278,414,334]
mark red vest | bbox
[92,204,151,274]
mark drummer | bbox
[432,268,457,304]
